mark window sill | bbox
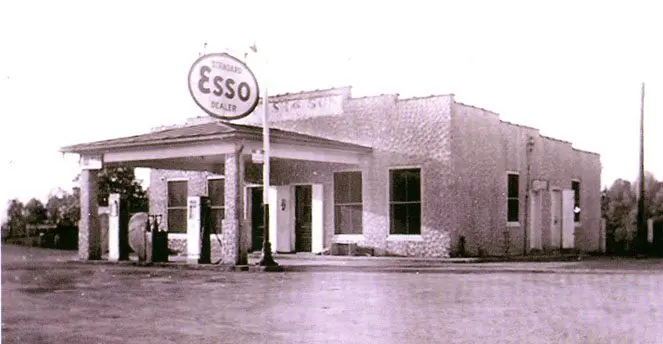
[574,222,581,228]
[507,222,520,227]
[387,235,424,241]
[333,234,364,243]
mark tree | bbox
[46,190,63,224]
[637,172,662,219]
[603,172,663,254]
[604,179,636,253]
[24,198,47,225]
[96,166,148,213]
[5,199,25,238]
[45,188,80,227]
[652,188,663,218]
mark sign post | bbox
[259,83,277,267]
[188,51,277,266]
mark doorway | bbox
[295,185,313,252]
[550,189,562,249]
[250,187,264,252]
[529,191,542,250]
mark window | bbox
[572,180,580,222]
[507,173,519,222]
[390,168,421,235]
[167,180,188,233]
[334,171,363,234]
[208,178,225,234]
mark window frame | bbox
[333,171,363,235]
[388,166,422,236]
[166,178,188,234]
[207,176,225,234]
[506,172,520,225]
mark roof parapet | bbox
[259,86,352,102]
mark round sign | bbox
[188,53,260,121]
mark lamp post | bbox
[250,43,278,267]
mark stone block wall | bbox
[145,87,601,259]
[571,149,602,252]
[450,102,602,256]
[267,93,455,257]
[149,168,225,258]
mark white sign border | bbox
[187,52,260,121]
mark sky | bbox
[1,0,661,224]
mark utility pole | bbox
[636,82,647,255]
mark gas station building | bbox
[60,86,603,265]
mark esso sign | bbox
[188,53,260,120]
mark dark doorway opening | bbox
[295,185,313,252]
[250,187,264,252]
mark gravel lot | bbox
[2,245,662,344]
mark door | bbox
[562,189,575,249]
[529,191,542,250]
[550,189,562,249]
[295,185,313,252]
[251,187,264,252]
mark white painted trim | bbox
[243,141,367,165]
[104,142,237,163]
[311,184,324,254]
[387,166,424,236]
[507,222,521,227]
[166,177,190,182]
[123,160,220,171]
[206,175,225,180]
[387,235,424,241]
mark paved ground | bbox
[2,245,663,344]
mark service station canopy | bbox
[59,121,372,171]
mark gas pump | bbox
[148,214,168,263]
[108,193,130,261]
[187,196,212,264]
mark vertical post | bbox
[259,83,278,266]
[637,82,647,255]
[78,169,101,260]
[222,150,244,265]
[523,136,534,256]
